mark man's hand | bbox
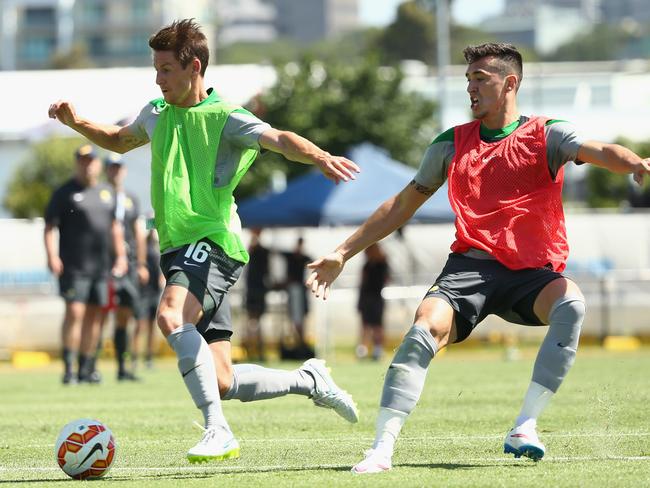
[48,100,78,127]
[112,255,128,278]
[137,264,150,286]
[305,251,346,300]
[47,256,64,276]
[632,158,650,185]
[314,153,360,185]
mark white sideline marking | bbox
[20,431,650,449]
[1,456,649,476]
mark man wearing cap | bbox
[101,153,149,381]
[44,144,128,384]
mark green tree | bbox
[50,43,95,69]
[584,167,629,208]
[4,137,84,218]
[545,24,638,61]
[237,56,437,199]
[584,137,650,208]
[377,1,436,64]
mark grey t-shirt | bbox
[129,95,271,187]
[414,118,585,191]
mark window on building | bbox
[24,7,56,26]
[132,0,149,21]
[82,3,106,22]
[89,36,106,56]
[131,35,150,55]
[21,37,54,62]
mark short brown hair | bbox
[149,19,209,76]
[463,43,523,86]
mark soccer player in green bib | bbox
[49,19,360,463]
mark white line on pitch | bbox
[18,431,650,449]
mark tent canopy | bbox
[237,143,455,228]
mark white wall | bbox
[1,212,649,354]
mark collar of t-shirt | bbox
[479,115,529,143]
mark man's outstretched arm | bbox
[306,180,437,299]
[48,100,148,154]
[578,141,650,185]
[258,128,360,184]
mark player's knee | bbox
[414,298,455,348]
[156,307,183,336]
[413,312,452,349]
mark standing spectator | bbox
[243,228,270,360]
[44,144,127,384]
[102,153,149,381]
[280,237,313,357]
[356,243,390,361]
[132,228,165,370]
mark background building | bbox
[215,0,277,46]
[0,0,214,70]
[216,0,359,46]
[270,0,358,44]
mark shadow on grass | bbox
[0,480,68,484]
[397,461,536,470]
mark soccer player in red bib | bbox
[307,43,650,473]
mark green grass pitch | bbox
[1,346,648,487]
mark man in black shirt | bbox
[281,237,312,348]
[132,228,164,369]
[243,228,270,360]
[356,243,390,361]
[102,154,148,381]
[44,144,127,384]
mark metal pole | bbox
[436,0,451,130]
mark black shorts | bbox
[112,270,145,319]
[424,253,564,343]
[245,288,267,316]
[160,238,244,344]
[357,293,385,326]
[59,273,109,306]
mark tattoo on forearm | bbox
[409,179,435,196]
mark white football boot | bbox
[503,420,546,461]
[187,424,240,463]
[300,358,359,423]
[351,449,392,474]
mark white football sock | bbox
[515,381,554,427]
[372,407,408,456]
[166,323,230,432]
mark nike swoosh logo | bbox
[557,342,566,347]
[78,442,103,467]
[182,365,200,378]
[183,260,201,268]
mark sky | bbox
[359,0,505,27]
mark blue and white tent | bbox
[237,143,454,227]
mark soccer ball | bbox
[54,418,116,480]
